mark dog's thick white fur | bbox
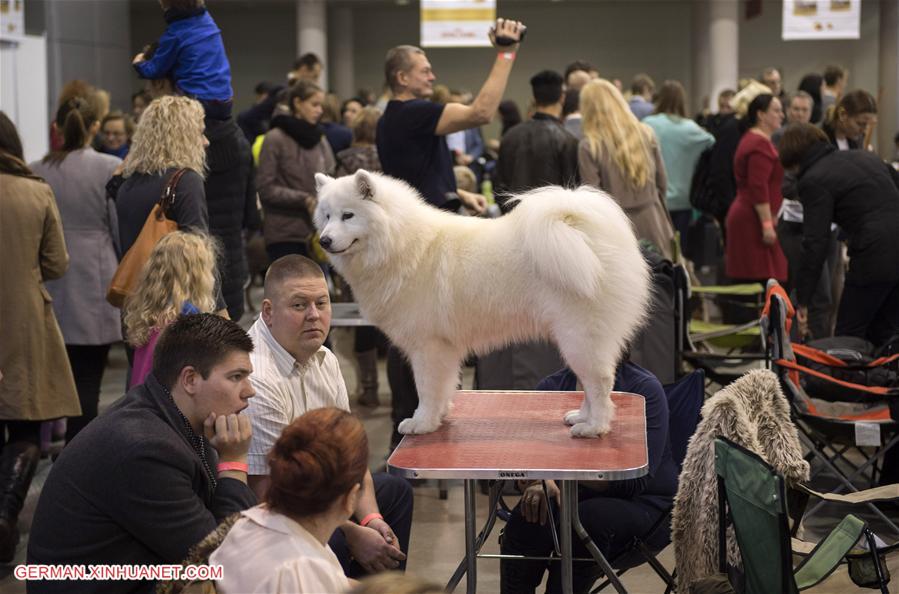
[314,170,651,437]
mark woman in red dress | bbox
[726,93,788,284]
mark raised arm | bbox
[434,19,525,136]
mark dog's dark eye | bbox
[325,214,330,221]
[342,212,354,221]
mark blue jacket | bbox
[135,8,232,101]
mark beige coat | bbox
[671,369,809,591]
[578,135,676,261]
[0,173,80,420]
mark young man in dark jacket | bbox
[494,69,579,209]
[27,314,257,594]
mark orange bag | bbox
[106,169,186,308]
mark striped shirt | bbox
[246,316,349,475]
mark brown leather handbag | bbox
[106,169,187,308]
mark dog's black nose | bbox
[319,236,332,250]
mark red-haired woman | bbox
[210,408,368,593]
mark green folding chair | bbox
[709,437,889,594]
[674,267,767,390]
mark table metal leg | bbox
[571,486,628,594]
[464,479,478,594]
[560,481,575,594]
[447,481,506,592]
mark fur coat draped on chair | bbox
[671,369,810,591]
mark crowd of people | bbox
[0,0,898,592]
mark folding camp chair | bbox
[674,265,767,389]
[590,369,706,594]
[709,437,890,594]
[760,280,899,537]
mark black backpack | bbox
[800,336,899,403]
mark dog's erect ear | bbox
[315,173,334,193]
[354,170,375,200]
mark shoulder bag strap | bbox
[156,168,189,220]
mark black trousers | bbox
[834,280,899,348]
[265,241,310,263]
[670,209,692,257]
[0,421,41,449]
[328,472,414,578]
[500,493,670,594]
[65,344,112,443]
[779,220,839,340]
[387,346,418,450]
[355,326,387,353]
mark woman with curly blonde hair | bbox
[578,79,676,260]
[111,95,212,259]
[124,231,219,388]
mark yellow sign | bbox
[421,0,496,48]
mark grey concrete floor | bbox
[1,300,896,593]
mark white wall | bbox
[131,0,298,113]
[347,0,694,137]
[877,0,897,159]
[125,0,889,144]
[45,0,133,114]
[738,0,881,103]
[0,35,49,163]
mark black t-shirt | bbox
[376,99,456,208]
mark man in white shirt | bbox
[246,255,412,577]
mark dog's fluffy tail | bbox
[514,186,635,299]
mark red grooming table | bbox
[388,390,648,594]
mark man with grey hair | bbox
[772,90,814,146]
[376,18,525,213]
[760,66,784,100]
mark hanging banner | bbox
[782,0,860,40]
[421,0,495,48]
[0,0,25,41]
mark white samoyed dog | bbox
[314,170,650,438]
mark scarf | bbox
[270,115,324,150]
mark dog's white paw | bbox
[569,421,610,438]
[439,400,454,419]
[564,409,588,426]
[398,415,442,435]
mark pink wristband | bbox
[359,513,383,527]
[217,461,248,474]
[761,220,774,230]
[500,51,516,61]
